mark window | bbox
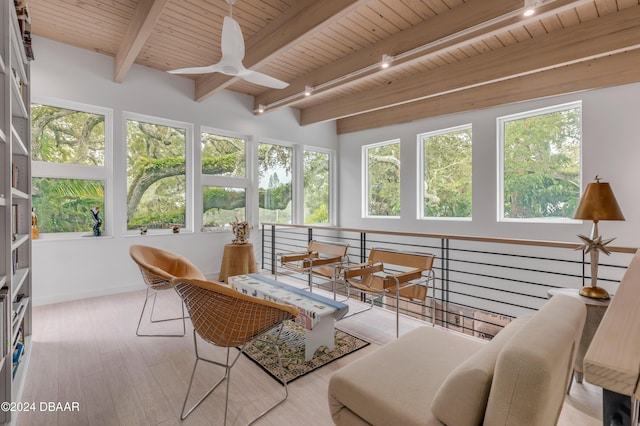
[31,101,110,235]
[498,101,581,221]
[126,115,189,231]
[203,186,246,227]
[201,130,248,230]
[303,149,331,224]
[363,140,400,217]
[201,131,245,177]
[258,142,293,224]
[418,125,472,219]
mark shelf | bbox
[9,5,28,68]
[11,187,28,200]
[11,336,30,403]
[11,297,29,343]
[3,0,32,416]
[11,125,27,156]
[10,234,28,251]
[11,269,28,298]
[10,73,27,119]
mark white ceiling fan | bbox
[167,0,289,89]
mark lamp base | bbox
[580,286,610,300]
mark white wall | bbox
[30,36,338,305]
[338,84,640,248]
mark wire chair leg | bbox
[180,326,291,424]
[136,287,186,337]
[180,333,230,421]
[247,324,290,426]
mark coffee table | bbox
[228,274,349,361]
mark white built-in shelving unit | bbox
[0,0,32,423]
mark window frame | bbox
[199,126,252,232]
[123,111,193,235]
[257,137,297,226]
[497,100,582,223]
[362,138,401,219]
[302,146,336,225]
[31,97,113,238]
[417,123,473,221]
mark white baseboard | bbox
[32,283,146,306]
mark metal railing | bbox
[261,223,636,338]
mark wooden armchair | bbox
[343,248,435,337]
[275,240,349,299]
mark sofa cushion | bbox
[329,326,484,426]
[431,315,532,426]
[483,294,585,426]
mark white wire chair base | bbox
[180,326,290,425]
[136,287,187,337]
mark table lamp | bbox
[573,176,625,299]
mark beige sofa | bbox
[328,294,586,426]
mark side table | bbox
[547,287,610,383]
[218,243,257,282]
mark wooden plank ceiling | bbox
[27,0,640,134]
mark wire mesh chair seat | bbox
[173,277,298,425]
[129,244,205,337]
[342,248,436,337]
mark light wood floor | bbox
[17,281,602,425]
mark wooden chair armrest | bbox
[343,262,384,279]
[279,251,319,263]
[309,255,343,267]
[383,270,424,288]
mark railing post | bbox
[261,224,265,269]
[440,238,450,329]
[360,232,367,302]
[271,225,276,275]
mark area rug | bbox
[242,321,369,384]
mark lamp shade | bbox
[573,178,625,221]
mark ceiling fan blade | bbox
[241,70,289,89]
[167,64,222,74]
[221,16,245,62]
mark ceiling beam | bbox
[336,49,640,134]
[255,0,521,111]
[194,0,368,102]
[302,5,640,125]
[114,0,170,83]
[256,0,590,113]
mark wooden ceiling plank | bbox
[255,0,525,110]
[594,0,620,15]
[337,49,640,134]
[301,5,640,124]
[381,0,424,25]
[194,0,370,101]
[114,0,171,83]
